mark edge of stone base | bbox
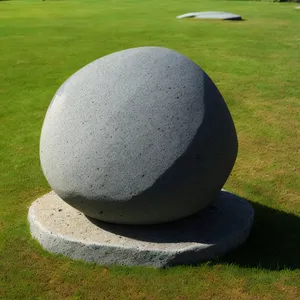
[28,191,254,268]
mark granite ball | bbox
[40,46,238,225]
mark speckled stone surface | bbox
[177,12,242,20]
[28,190,254,267]
[40,46,238,224]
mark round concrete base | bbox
[28,191,254,268]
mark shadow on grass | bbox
[186,18,246,23]
[214,200,300,271]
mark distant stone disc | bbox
[177,11,242,20]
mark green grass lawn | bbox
[1,0,300,299]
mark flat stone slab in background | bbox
[28,190,254,267]
[177,12,242,20]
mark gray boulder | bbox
[40,47,238,225]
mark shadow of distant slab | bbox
[28,190,254,267]
[177,12,242,21]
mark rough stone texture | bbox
[40,46,238,224]
[177,12,242,20]
[28,190,254,268]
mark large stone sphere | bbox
[40,47,238,225]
